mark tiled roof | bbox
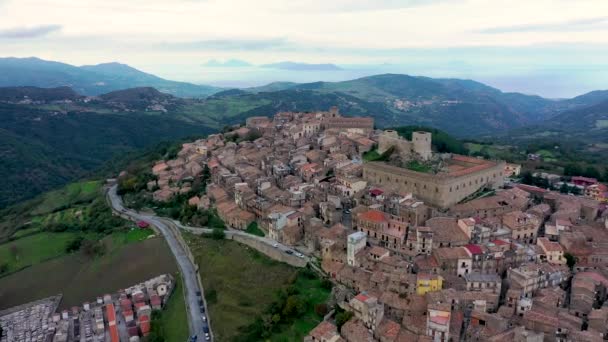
[359,210,387,223]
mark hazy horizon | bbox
[1,0,608,97]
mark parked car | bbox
[284,250,293,254]
[295,252,304,258]
[196,291,202,297]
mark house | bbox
[416,273,443,295]
[502,211,541,244]
[572,176,598,188]
[349,292,385,330]
[507,263,569,298]
[433,247,472,277]
[504,163,522,177]
[341,319,374,342]
[427,305,451,342]
[464,273,501,294]
[585,183,608,203]
[536,237,565,265]
[305,321,342,342]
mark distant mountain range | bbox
[260,62,342,71]
[0,57,221,97]
[203,59,252,68]
[1,57,608,207]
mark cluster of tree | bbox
[236,268,327,340]
[224,128,263,143]
[65,236,106,257]
[334,307,354,331]
[520,171,583,195]
[564,163,608,181]
[520,171,552,189]
[45,198,128,234]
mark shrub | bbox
[211,228,225,240]
[320,279,333,290]
[314,303,329,317]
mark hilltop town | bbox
[139,107,608,341]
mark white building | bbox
[347,232,367,266]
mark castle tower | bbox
[347,231,367,267]
[412,131,432,160]
[378,130,400,154]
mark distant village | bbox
[0,274,174,342]
[146,106,608,342]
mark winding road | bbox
[107,185,212,341]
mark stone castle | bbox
[378,130,432,161]
[367,130,505,209]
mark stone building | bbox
[377,130,432,161]
[363,155,505,209]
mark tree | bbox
[335,311,354,331]
[320,279,333,290]
[65,236,84,253]
[584,166,601,179]
[314,303,329,317]
[211,228,225,240]
[564,252,576,270]
[564,164,582,177]
[282,295,305,317]
[0,263,8,274]
[271,313,281,324]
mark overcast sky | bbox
[1,0,607,96]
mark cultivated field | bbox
[0,237,177,310]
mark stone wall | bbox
[363,161,505,209]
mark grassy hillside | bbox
[188,236,331,342]
[0,102,213,208]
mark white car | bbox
[295,252,305,258]
[272,243,279,248]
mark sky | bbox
[1,0,607,97]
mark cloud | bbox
[478,17,608,34]
[0,24,62,39]
[288,0,456,12]
[161,37,290,51]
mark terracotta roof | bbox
[465,244,483,255]
[359,210,387,223]
[105,304,116,323]
[354,293,370,302]
[378,319,401,340]
[308,321,338,340]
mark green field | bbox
[188,236,297,341]
[0,232,80,273]
[0,237,177,310]
[157,277,189,341]
[31,180,102,216]
[187,235,330,342]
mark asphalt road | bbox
[107,185,211,341]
